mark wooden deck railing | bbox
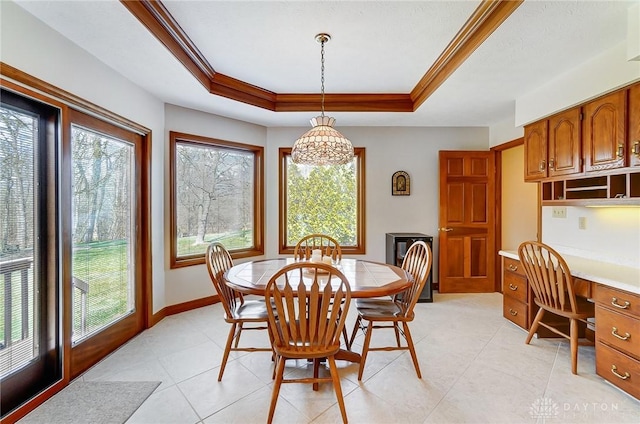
[0,257,89,348]
[0,257,32,349]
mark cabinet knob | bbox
[508,264,518,272]
[617,144,624,158]
[539,160,546,171]
[508,309,518,316]
[438,227,453,232]
[548,158,555,169]
[508,283,518,291]
[633,141,640,156]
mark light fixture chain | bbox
[320,37,325,117]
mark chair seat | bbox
[274,343,341,360]
[356,299,413,321]
[533,296,595,320]
[354,297,394,308]
[227,299,271,321]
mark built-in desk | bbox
[499,250,640,399]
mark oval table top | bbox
[225,258,412,298]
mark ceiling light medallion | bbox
[291,33,354,166]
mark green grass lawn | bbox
[177,230,253,256]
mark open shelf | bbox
[541,170,640,205]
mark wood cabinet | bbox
[524,120,548,181]
[548,107,582,177]
[524,107,582,182]
[502,257,529,329]
[583,90,627,172]
[629,83,640,168]
[594,285,640,399]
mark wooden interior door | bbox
[438,151,496,293]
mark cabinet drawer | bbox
[596,342,640,400]
[596,305,640,358]
[503,257,525,277]
[503,272,527,303]
[503,295,527,329]
[593,285,640,317]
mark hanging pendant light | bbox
[291,33,354,166]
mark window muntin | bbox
[279,147,365,255]
[170,132,264,267]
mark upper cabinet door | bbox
[629,83,640,168]
[583,90,627,172]
[548,107,582,177]
[524,120,548,181]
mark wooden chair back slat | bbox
[265,262,351,354]
[518,241,577,313]
[293,234,342,261]
[397,241,432,317]
[206,242,243,318]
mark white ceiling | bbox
[13,0,635,128]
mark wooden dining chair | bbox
[349,240,432,380]
[293,233,342,262]
[205,242,274,381]
[518,241,595,374]
[265,262,351,424]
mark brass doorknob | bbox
[439,227,453,232]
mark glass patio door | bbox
[68,109,144,378]
[0,89,61,416]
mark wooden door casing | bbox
[549,107,582,177]
[583,90,627,172]
[629,83,640,168]
[524,120,548,181]
[439,151,496,293]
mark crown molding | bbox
[121,0,522,114]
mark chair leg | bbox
[313,358,320,391]
[526,308,545,345]
[342,326,351,351]
[267,356,286,424]
[393,323,401,347]
[234,322,244,348]
[402,321,421,379]
[218,323,237,381]
[358,320,374,381]
[348,315,362,348]
[327,356,348,424]
[570,318,579,375]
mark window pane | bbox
[175,142,254,257]
[71,125,134,343]
[0,106,38,376]
[285,156,358,247]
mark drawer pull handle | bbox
[509,309,518,316]
[611,327,631,341]
[611,365,630,380]
[508,264,518,271]
[611,297,630,309]
[508,284,518,291]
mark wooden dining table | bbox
[224,257,413,363]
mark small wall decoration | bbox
[392,171,410,196]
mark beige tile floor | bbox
[79,292,640,423]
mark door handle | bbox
[439,227,453,232]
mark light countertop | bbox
[499,250,640,295]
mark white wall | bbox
[516,42,640,126]
[489,113,524,148]
[542,206,640,268]
[266,126,490,282]
[162,104,267,306]
[1,1,168,313]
